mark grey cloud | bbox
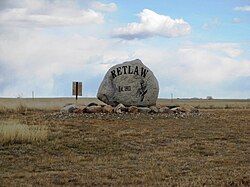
[0,0,104,28]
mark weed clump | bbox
[0,121,48,145]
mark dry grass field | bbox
[0,121,48,145]
[0,97,249,110]
[0,98,250,186]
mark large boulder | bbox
[97,59,159,106]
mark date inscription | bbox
[118,86,131,92]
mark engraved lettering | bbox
[122,66,127,74]
[118,86,131,92]
[118,86,124,92]
[111,70,117,79]
[141,67,149,78]
[111,65,149,79]
[128,66,134,74]
[117,67,122,76]
[136,80,148,102]
[124,86,131,91]
[134,66,139,75]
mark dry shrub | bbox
[16,104,28,114]
[0,121,48,145]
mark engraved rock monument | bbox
[97,59,159,106]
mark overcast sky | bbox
[0,0,249,99]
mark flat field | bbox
[0,97,250,110]
[0,98,250,186]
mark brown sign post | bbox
[72,82,82,100]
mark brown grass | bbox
[0,109,249,186]
[0,98,249,110]
[157,98,250,109]
[0,120,48,145]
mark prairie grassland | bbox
[0,109,249,186]
[0,98,249,110]
[157,98,250,109]
[0,121,48,145]
[0,97,104,110]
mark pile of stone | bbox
[60,103,199,115]
[60,59,199,117]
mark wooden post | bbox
[73,81,82,104]
[76,82,78,101]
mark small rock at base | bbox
[138,107,151,113]
[78,105,87,111]
[177,105,199,114]
[114,103,126,114]
[74,108,83,114]
[149,106,159,113]
[159,107,173,114]
[128,106,139,113]
[171,107,184,114]
[87,102,99,107]
[102,105,114,113]
[85,106,103,113]
[60,104,76,113]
